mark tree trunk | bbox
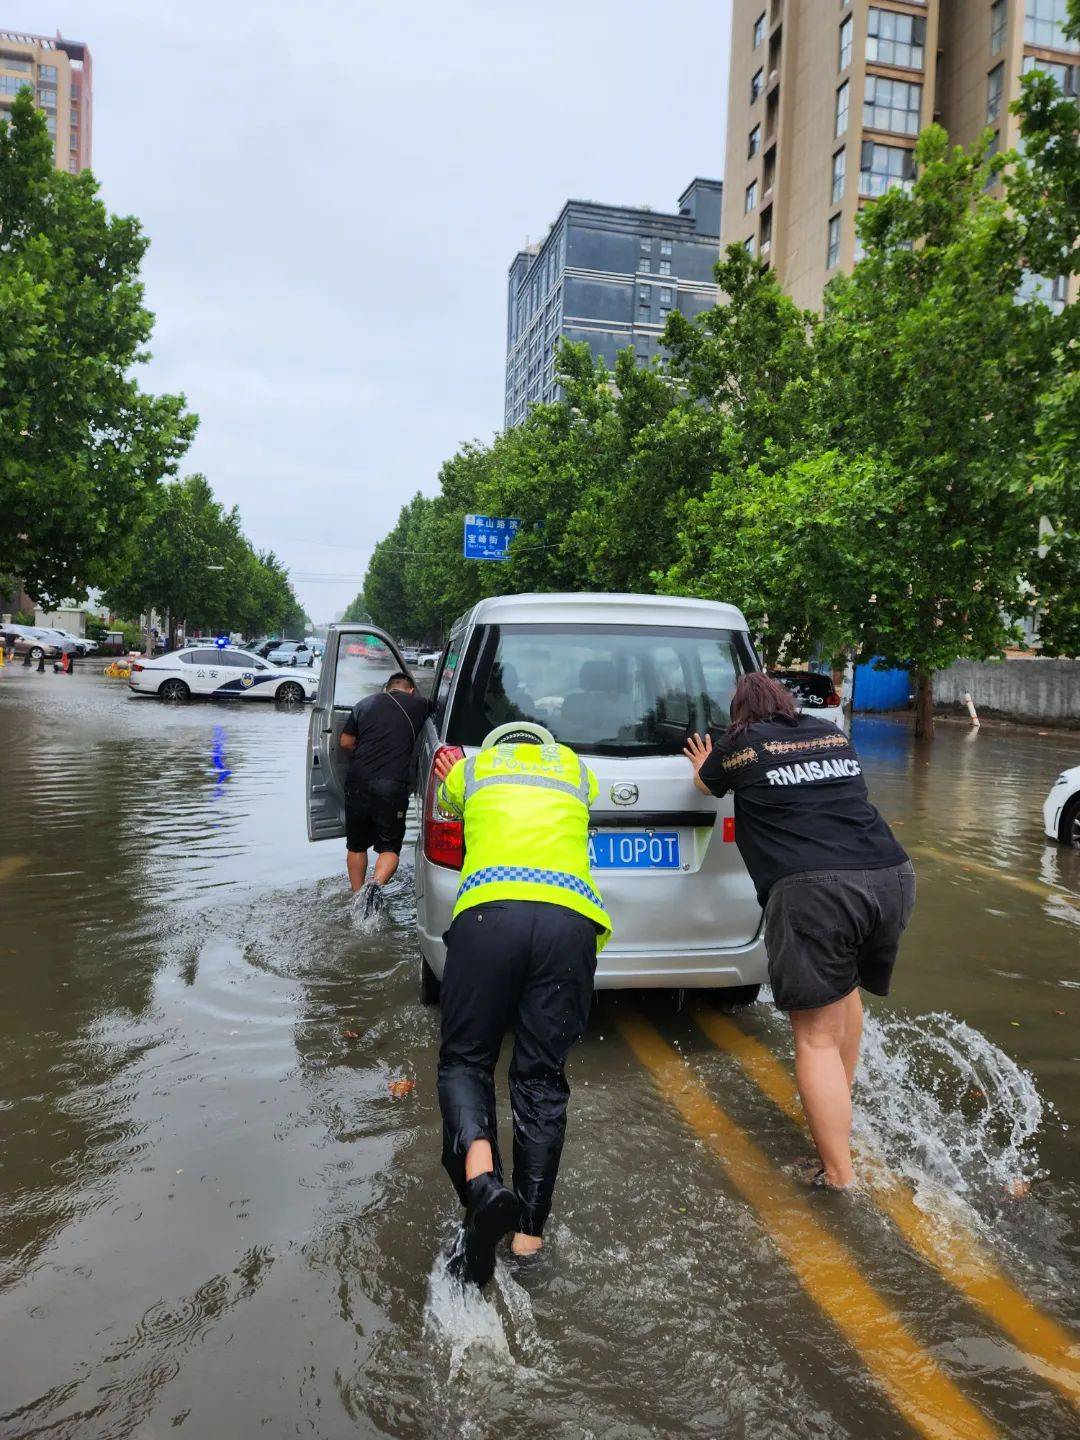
[914,669,935,739]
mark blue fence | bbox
[853,659,911,712]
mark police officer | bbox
[432,722,611,1287]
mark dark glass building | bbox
[504,178,723,427]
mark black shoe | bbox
[455,1173,521,1289]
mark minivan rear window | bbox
[771,671,835,707]
[447,623,755,755]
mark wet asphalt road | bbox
[1,664,1078,1439]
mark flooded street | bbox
[1,666,1078,1439]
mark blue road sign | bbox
[463,514,521,560]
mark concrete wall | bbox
[935,659,1080,726]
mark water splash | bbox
[853,1010,1045,1207]
[423,1241,515,1381]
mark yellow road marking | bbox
[910,844,1079,911]
[617,1012,998,1440]
[693,1007,1080,1410]
[0,855,29,883]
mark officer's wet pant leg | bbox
[509,905,597,1236]
[437,904,530,1206]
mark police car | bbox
[129,644,318,704]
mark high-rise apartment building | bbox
[721,0,1077,311]
[0,29,92,174]
[504,179,723,427]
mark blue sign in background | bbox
[463,514,521,560]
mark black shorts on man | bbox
[764,861,916,1011]
[345,777,409,855]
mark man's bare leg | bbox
[790,998,856,1188]
[511,1232,542,1255]
[465,1139,494,1180]
[839,988,863,1092]
[347,848,368,892]
[373,850,399,886]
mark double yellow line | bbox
[617,1007,1080,1439]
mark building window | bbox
[37,86,57,110]
[38,64,57,81]
[1022,54,1078,94]
[748,122,762,158]
[859,140,915,196]
[760,206,773,251]
[659,259,672,275]
[835,80,850,136]
[839,15,853,70]
[987,63,1005,121]
[1024,0,1071,48]
[0,54,32,72]
[1017,269,1068,313]
[639,257,651,272]
[753,10,766,47]
[659,306,671,320]
[745,179,758,213]
[640,237,652,253]
[751,67,764,102]
[0,74,30,96]
[866,8,926,69]
[864,76,922,134]
[660,287,673,304]
[831,147,847,203]
[639,286,651,306]
[660,238,672,255]
[990,0,1008,54]
[745,234,757,255]
[827,214,842,269]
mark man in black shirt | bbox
[684,672,914,1190]
[339,672,429,907]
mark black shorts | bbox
[763,861,915,1012]
[345,778,409,855]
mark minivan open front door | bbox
[306,624,413,841]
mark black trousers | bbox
[437,900,598,1236]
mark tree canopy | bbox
[0,91,196,604]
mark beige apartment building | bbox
[0,28,92,174]
[721,0,1078,311]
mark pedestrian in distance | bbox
[432,722,611,1288]
[338,671,429,918]
[684,672,914,1191]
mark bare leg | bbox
[511,1232,543,1255]
[373,850,399,886]
[790,998,856,1188]
[839,988,863,1092]
[465,1139,494,1180]
[346,849,368,892]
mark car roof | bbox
[461,592,750,631]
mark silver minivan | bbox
[306,595,768,1004]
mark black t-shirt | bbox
[699,712,907,905]
[342,690,430,787]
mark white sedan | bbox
[128,645,318,704]
[1043,766,1080,848]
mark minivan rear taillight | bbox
[424,745,465,869]
[827,689,841,706]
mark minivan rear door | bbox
[306,624,412,841]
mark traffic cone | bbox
[22,651,32,667]
[37,651,46,673]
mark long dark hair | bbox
[727,672,796,735]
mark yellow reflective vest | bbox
[437,741,612,950]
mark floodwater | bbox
[1,664,1078,1439]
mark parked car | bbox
[267,640,316,668]
[417,649,442,668]
[306,596,767,1005]
[41,627,97,656]
[770,669,846,732]
[1044,766,1080,848]
[1,624,69,660]
[400,647,421,665]
[128,646,317,704]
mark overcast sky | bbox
[13,1,731,621]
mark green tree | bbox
[0,92,196,603]
[340,594,372,623]
[808,127,1055,735]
